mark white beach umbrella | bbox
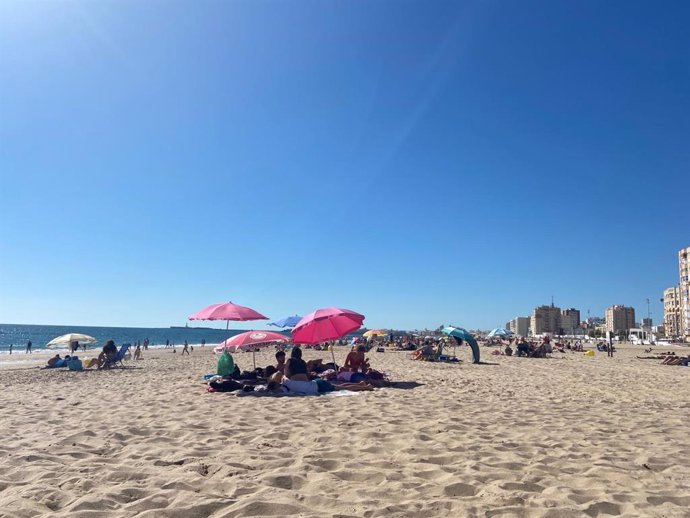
[47,333,97,348]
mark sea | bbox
[0,323,267,354]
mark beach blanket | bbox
[235,389,363,398]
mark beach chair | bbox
[103,343,131,369]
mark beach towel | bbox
[236,389,362,398]
[282,378,319,395]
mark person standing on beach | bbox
[607,337,614,357]
[182,341,189,355]
[9,344,13,355]
[26,340,32,354]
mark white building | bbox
[679,246,690,341]
[510,317,530,337]
[663,286,682,338]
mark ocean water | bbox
[0,323,274,353]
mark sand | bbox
[0,344,689,518]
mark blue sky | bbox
[1,0,688,330]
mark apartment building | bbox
[509,316,530,337]
[605,305,636,334]
[680,246,690,340]
[560,308,581,334]
[663,286,679,337]
[531,305,561,335]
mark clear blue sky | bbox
[1,0,688,330]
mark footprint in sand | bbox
[262,474,306,490]
[443,482,477,497]
[583,501,622,516]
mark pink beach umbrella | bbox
[215,330,290,369]
[189,301,268,330]
[292,307,365,366]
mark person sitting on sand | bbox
[342,344,370,372]
[274,350,286,374]
[542,336,552,355]
[504,344,513,356]
[97,340,118,369]
[284,346,309,381]
[133,344,142,360]
[516,337,530,357]
[47,354,61,368]
[412,343,435,360]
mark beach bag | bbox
[217,351,235,376]
[68,356,83,371]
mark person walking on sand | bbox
[182,341,190,355]
[26,340,32,354]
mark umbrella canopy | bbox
[215,331,289,352]
[292,307,365,345]
[189,301,268,329]
[441,326,474,341]
[488,328,512,337]
[363,329,388,338]
[214,330,289,369]
[268,315,303,328]
[190,301,268,321]
[47,333,97,348]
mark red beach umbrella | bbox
[292,307,365,367]
[215,330,290,369]
[216,331,289,351]
[292,307,365,344]
[189,301,268,330]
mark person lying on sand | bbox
[266,372,374,394]
[662,356,689,366]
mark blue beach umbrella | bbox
[441,326,480,364]
[488,328,512,337]
[268,315,303,328]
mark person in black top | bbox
[97,339,118,369]
[284,346,309,381]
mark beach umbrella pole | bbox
[330,343,337,369]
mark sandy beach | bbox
[1,344,688,518]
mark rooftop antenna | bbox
[551,295,554,308]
